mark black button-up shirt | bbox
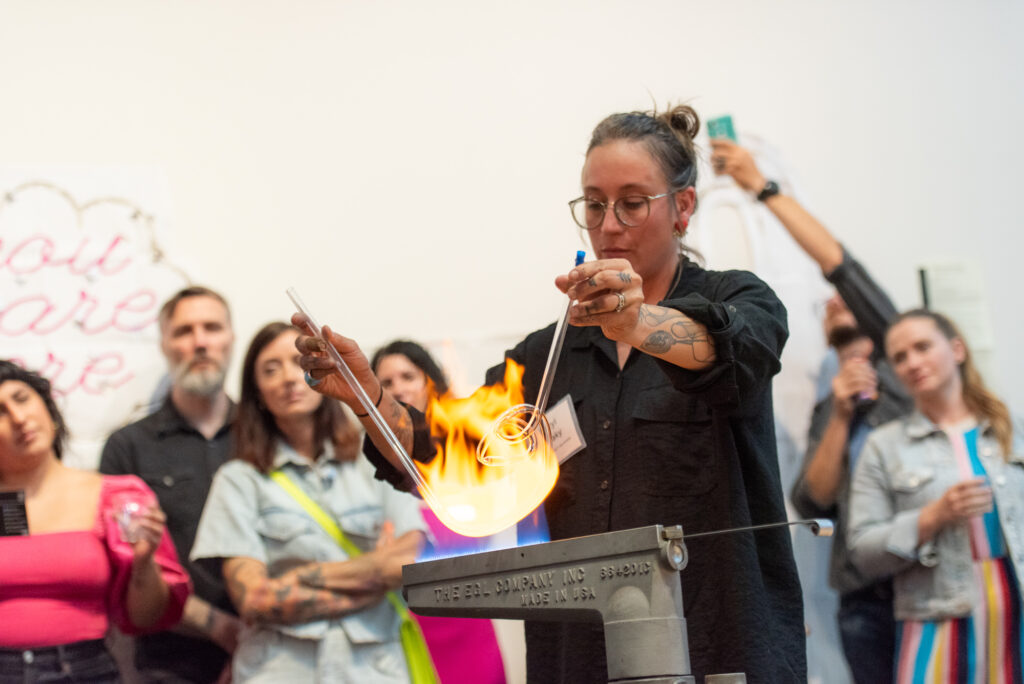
[366,262,806,683]
[100,397,234,682]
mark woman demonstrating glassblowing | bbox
[295,105,806,682]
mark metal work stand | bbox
[402,524,747,684]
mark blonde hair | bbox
[889,309,1013,458]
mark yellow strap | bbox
[269,470,411,619]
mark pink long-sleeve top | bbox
[0,475,191,648]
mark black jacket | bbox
[367,261,806,683]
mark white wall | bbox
[2,0,1021,406]
[3,3,1021,682]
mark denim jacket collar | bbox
[271,440,338,471]
[903,410,990,441]
[904,411,1024,464]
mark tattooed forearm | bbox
[296,564,325,589]
[390,399,413,447]
[641,323,713,358]
[637,307,716,364]
[638,305,682,326]
[223,558,381,627]
[226,560,249,611]
[642,330,675,354]
[202,602,216,632]
[293,557,385,593]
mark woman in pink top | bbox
[372,340,507,684]
[0,361,191,683]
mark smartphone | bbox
[0,490,29,536]
[707,114,737,142]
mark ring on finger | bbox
[614,291,626,313]
[304,371,323,388]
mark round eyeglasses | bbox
[568,192,673,230]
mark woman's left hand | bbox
[131,504,167,563]
[557,258,643,342]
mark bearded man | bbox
[100,286,241,683]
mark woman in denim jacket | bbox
[848,309,1023,682]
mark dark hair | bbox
[159,285,232,330]
[0,361,68,460]
[886,309,1012,458]
[233,322,360,473]
[370,340,449,397]
[589,104,700,190]
[827,325,869,350]
[587,103,702,259]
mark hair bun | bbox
[661,104,700,141]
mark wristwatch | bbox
[756,180,780,202]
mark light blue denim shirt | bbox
[191,442,427,682]
[848,411,1024,621]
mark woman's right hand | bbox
[937,477,994,523]
[129,503,168,565]
[291,314,382,411]
[919,477,993,541]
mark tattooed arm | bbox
[359,393,416,472]
[222,530,424,626]
[627,304,717,369]
[560,259,717,371]
[296,529,425,592]
[172,596,241,653]
[223,557,384,626]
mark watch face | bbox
[758,181,780,201]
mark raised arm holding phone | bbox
[710,134,911,683]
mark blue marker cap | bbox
[575,250,586,266]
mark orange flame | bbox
[416,359,559,537]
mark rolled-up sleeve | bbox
[847,433,933,579]
[656,270,788,413]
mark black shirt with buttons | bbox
[365,260,806,683]
[99,397,235,682]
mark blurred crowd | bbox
[1,108,1020,684]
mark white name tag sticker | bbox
[545,394,586,464]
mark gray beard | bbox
[173,365,227,398]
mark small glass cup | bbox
[116,501,144,543]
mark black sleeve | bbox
[655,270,788,414]
[826,247,898,354]
[98,429,134,475]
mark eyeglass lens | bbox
[572,196,651,229]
